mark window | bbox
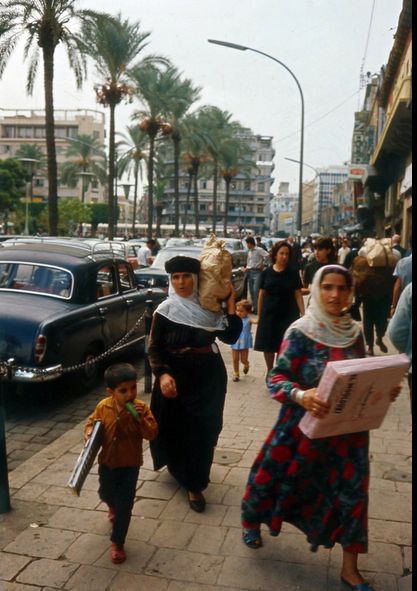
[0,263,72,298]
[257,206,264,214]
[34,178,44,187]
[117,263,134,292]
[244,180,251,191]
[35,127,46,138]
[96,265,117,298]
[3,126,15,138]
[201,180,207,189]
[68,127,78,138]
[3,145,10,153]
[258,182,265,192]
[17,127,33,138]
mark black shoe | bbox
[187,492,206,513]
[366,347,374,356]
[341,576,375,590]
[376,338,388,353]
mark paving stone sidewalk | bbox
[0,342,412,591]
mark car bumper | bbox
[12,364,63,382]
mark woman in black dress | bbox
[254,241,304,374]
[148,256,242,512]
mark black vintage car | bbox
[0,240,164,385]
[134,246,246,299]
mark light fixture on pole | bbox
[208,39,305,239]
[18,158,39,236]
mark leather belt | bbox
[168,344,218,355]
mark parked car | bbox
[165,237,194,248]
[0,240,165,386]
[133,246,246,299]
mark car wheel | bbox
[78,344,103,389]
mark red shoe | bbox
[110,543,126,564]
[107,506,115,523]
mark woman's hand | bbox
[159,373,178,398]
[389,384,402,402]
[302,388,330,419]
[225,287,236,315]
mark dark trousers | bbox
[98,464,140,545]
[362,295,391,348]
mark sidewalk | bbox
[0,342,412,591]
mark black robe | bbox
[148,312,242,492]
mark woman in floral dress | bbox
[241,265,401,591]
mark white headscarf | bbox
[155,274,226,332]
[290,264,361,348]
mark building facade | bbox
[313,165,349,233]
[159,131,275,236]
[269,182,298,236]
[0,108,106,203]
[362,0,412,244]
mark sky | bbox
[0,0,404,194]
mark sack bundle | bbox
[352,255,394,298]
[361,238,398,268]
[198,234,232,312]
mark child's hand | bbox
[133,401,142,418]
[84,429,92,443]
[251,316,258,324]
[160,373,178,398]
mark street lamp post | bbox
[208,39,305,239]
[18,158,38,236]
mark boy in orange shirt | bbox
[85,363,158,564]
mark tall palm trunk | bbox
[147,133,156,237]
[131,160,139,235]
[43,44,58,236]
[173,133,180,236]
[223,176,231,237]
[108,102,116,239]
[182,169,193,235]
[193,160,200,238]
[212,158,218,234]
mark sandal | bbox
[341,577,375,591]
[110,543,126,564]
[242,528,263,549]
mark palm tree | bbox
[218,135,255,237]
[117,125,148,235]
[14,143,45,175]
[0,1,100,235]
[197,106,237,233]
[79,12,167,239]
[132,64,186,237]
[161,68,200,236]
[59,133,106,199]
[181,112,211,238]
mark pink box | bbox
[299,354,410,439]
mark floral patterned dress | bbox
[241,327,369,553]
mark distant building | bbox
[269,182,298,236]
[314,165,349,233]
[0,108,106,203]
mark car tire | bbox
[78,344,103,389]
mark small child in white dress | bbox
[231,299,256,382]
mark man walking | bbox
[244,236,269,314]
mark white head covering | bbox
[291,264,361,348]
[155,274,226,332]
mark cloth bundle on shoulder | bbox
[362,238,398,267]
[198,234,232,312]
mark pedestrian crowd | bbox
[80,231,411,591]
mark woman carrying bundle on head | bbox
[148,256,242,513]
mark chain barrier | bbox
[0,310,147,381]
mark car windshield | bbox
[0,262,73,298]
[165,238,194,248]
[150,249,200,269]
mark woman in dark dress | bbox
[242,265,401,591]
[254,241,304,374]
[149,256,242,512]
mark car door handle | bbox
[126,299,134,305]
[99,306,108,314]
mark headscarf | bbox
[155,273,226,332]
[290,264,361,348]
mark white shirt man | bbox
[337,240,351,266]
[137,242,153,268]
